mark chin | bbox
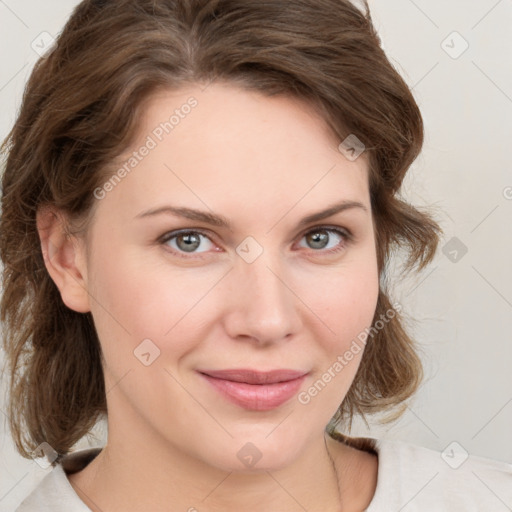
[198,429,305,473]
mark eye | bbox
[158,225,353,259]
[297,226,352,255]
[160,230,215,257]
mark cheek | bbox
[295,262,379,411]
[297,253,380,350]
[86,246,217,373]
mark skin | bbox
[37,82,379,512]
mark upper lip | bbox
[198,369,308,384]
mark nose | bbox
[222,247,303,346]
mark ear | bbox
[36,205,91,313]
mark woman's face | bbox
[71,82,379,470]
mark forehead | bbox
[99,82,370,223]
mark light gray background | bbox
[1,0,511,510]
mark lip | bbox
[198,369,308,411]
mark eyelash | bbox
[158,225,354,260]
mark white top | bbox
[14,437,512,511]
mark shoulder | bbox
[365,437,512,511]
[14,448,102,512]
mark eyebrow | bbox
[134,199,368,230]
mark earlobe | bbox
[36,206,91,313]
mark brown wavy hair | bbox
[0,0,442,463]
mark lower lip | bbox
[199,373,307,411]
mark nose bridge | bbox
[227,238,300,342]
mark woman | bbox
[1,1,510,511]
